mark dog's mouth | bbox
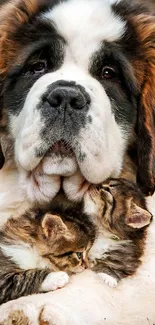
[41,140,78,177]
[26,139,89,203]
[45,140,74,158]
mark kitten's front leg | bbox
[97,273,118,288]
[40,271,69,292]
[1,269,69,304]
[90,260,118,288]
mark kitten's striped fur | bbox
[87,179,152,286]
[0,207,95,304]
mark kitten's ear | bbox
[42,214,68,239]
[126,202,152,229]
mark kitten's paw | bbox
[40,272,69,292]
[98,273,118,288]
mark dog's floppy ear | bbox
[133,15,155,195]
[137,63,155,195]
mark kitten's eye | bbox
[102,186,111,193]
[101,66,117,80]
[111,235,120,241]
[76,252,83,259]
[30,60,47,74]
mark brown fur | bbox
[120,153,137,183]
[39,309,50,325]
[0,310,30,325]
[130,14,155,195]
[118,8,155,194]
[0,0,50,74]
[90,178,152,281]
[0,207,95,304]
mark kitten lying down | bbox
[0,207,95,304]
[86,178,152,287]
[0,178,152,304]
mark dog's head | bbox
[0,0,155,202]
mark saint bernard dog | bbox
[0,0,155,324]
[0,0,155,206]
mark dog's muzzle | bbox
[38,80,91,157]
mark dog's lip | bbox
[45,140,74,157]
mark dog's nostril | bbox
[70,98,77,110]
[51,94,62,107]
[70,97,84,110]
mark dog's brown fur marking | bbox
[131,14,155,194]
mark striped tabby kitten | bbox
[0,207,95,304]
[87,178,152,287]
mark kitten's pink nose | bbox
[83,257,89,269]
[74,266,85,273]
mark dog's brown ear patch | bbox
[132,15,155,195]
[137,63,155,195]
[0,0,50,74]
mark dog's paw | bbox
[98,273,118,288]
[40,272,69,292]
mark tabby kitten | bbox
[86,178,152,287]
[0,207,95,304]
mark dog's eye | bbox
[30,60,47,74]
[101,66,117,80]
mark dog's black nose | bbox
[44,81,90,111]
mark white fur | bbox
[40,272,69,292]
[63,169,90,201]
[9,0,126,204]
[98,272,118,287]
[0,242,50,270]
[107,0,121,4]
[0,164,31,226]
[19,166,61,203]
[45,0,125,66]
